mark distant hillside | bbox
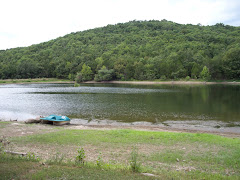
[0,20,240,80]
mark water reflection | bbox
[0,83,240,126]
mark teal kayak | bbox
[40,115,70,122]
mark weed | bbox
[47,152,65,164]
[0,136,9,154]
[129,146,141,172]
[0,140,4,153]
[26,152,39,161]
[96,152,103,167]
[75,147,85,165]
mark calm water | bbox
[0,83,240,131]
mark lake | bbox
[0,83,240,132]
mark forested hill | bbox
[0,20,240,81]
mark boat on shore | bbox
[40,115,70,126]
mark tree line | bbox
[0,20,240,81]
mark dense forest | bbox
[0,20,240,81]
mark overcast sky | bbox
[0,0,240,50]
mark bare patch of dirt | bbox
[0,122,57,137]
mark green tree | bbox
[144,64,156,80]
[94,66,114,81]
[0,20,239,81]
[133,61,145,80]
[16,57,40,78]
[222,47,240,79]
[200,66,211,81]
[75,63,93,82]
[191,63,201,78]
[114,59,127,80]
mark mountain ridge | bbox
[0,20,239,80]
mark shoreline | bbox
[69,118,240,136]
[84,80,240,85]
[69,123,240,138]
[1,120,240,138]
[1,78,240,85]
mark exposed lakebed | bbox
[0,83,240,133]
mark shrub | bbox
[75,72,83,83]
[160,75,166,81]
[185,76,190,81]
[74,83,80,87]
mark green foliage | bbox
[75,147,86,165]
[75,64,93,82]
[94,66,114,81]
[191,63,201,78]
[68,73,75,81]
[222,46,240,79]
[0,20,240,80]
[129,146,141,172]
[185,76,190,81]
[75,72,83,83]
[160,75,167,80]
[200,66,211,81]
[96,152,103,167]
[26,152,39,161]
[74,83,80,87]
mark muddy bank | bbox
[1,120,239,138]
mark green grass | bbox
[10,129,240,179]
[0,121,11,128]
[2,153,239,180]
[12,129,239,147]
[0,154,155,180]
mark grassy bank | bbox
[1,122,239,179]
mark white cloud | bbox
[0,0,239,50]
